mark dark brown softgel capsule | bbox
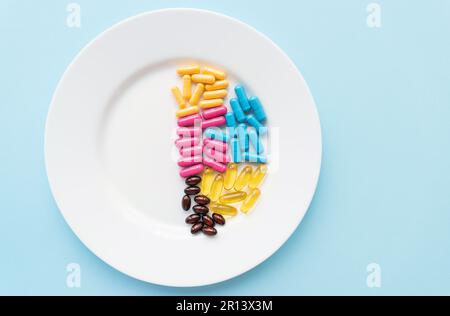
[202,215,215,227]
[185,176,201,186]
[193,205,209,215]
[184,186,201,195]
[191,222,203,234]
[202,226,217,236]
[182,195,191,211]
[194,195,210,206]
[185,214,201,224]
[212,213,225,225]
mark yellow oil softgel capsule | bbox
[171,86,186,109]
[234,166,253,191]
[201,167,214,196]
[223,163,238,190]
[203,67,226,80]
[176,65,200,76]
[182,75,191,100]
[205,80,229,91]
[241,188,261,214]
[219,191,247,204]
[176,106,200,118]
[199,99,224,109]
[203,89,228,100]
[209,174,224,201]
[210,203,238,217]
[189,83,204,106]
[191,74,216,85]
[249,165,268,189]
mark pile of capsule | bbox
[173,65,230,178]
[182,175,226,236]
[227,85,268,164]
[202,164,267,217]
[172,65,268,236]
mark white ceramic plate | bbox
[45,9,321,287]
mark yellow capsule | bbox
[201,167,214,196]
[171,86,186,109]
[182,75,191,100]
[223,163,238,190]
[203,67,226,80]
[249,165,268,189]
[191,74,216,84]
[234,166,253,191]
[176,65,200,76]
[205,80,229,91]
[210,203,238,217]
[219,191,247,204]
[241,188,261,214]
[209,174,224,202]
[176,106,199,118]
[189,83,204,105]
[203,89,228,100]
[199,99,224,109]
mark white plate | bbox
[45,8,322,287]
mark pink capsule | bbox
[175,137,200,149]
[177,126,202,138]
[178,156,203,167]
[203,157,227,173]
[180,145,203,157]
[202,106,227,120]
[178,114,202,127]
[201,116,226,129]
[180,164,204,178]
[204,147,231,164]
[204,138,228,153]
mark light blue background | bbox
[1,0,449,295]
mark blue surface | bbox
[1,0,449,295]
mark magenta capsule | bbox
[180,145,203,157]
[177,126,202,138]
[204,147,230,164]
[202,106,227,120]
[175,137,200,149]
[178,114,202,127]
[178,155,203,167]
[203,157,227,173]
[180,164,204,178]
[201,116,226,129]
[204,138,228,153]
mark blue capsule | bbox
[227,126,238,139]
[244,152,267,164]
[246,115,267,135]
[225,112,237,128]
[248,128,264,154]
[231,137,242,163]
[234,85,251,112]
[237,124,249,151]
[248,96,267,123]
[204,128,229,142]
[230,98,246,123]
